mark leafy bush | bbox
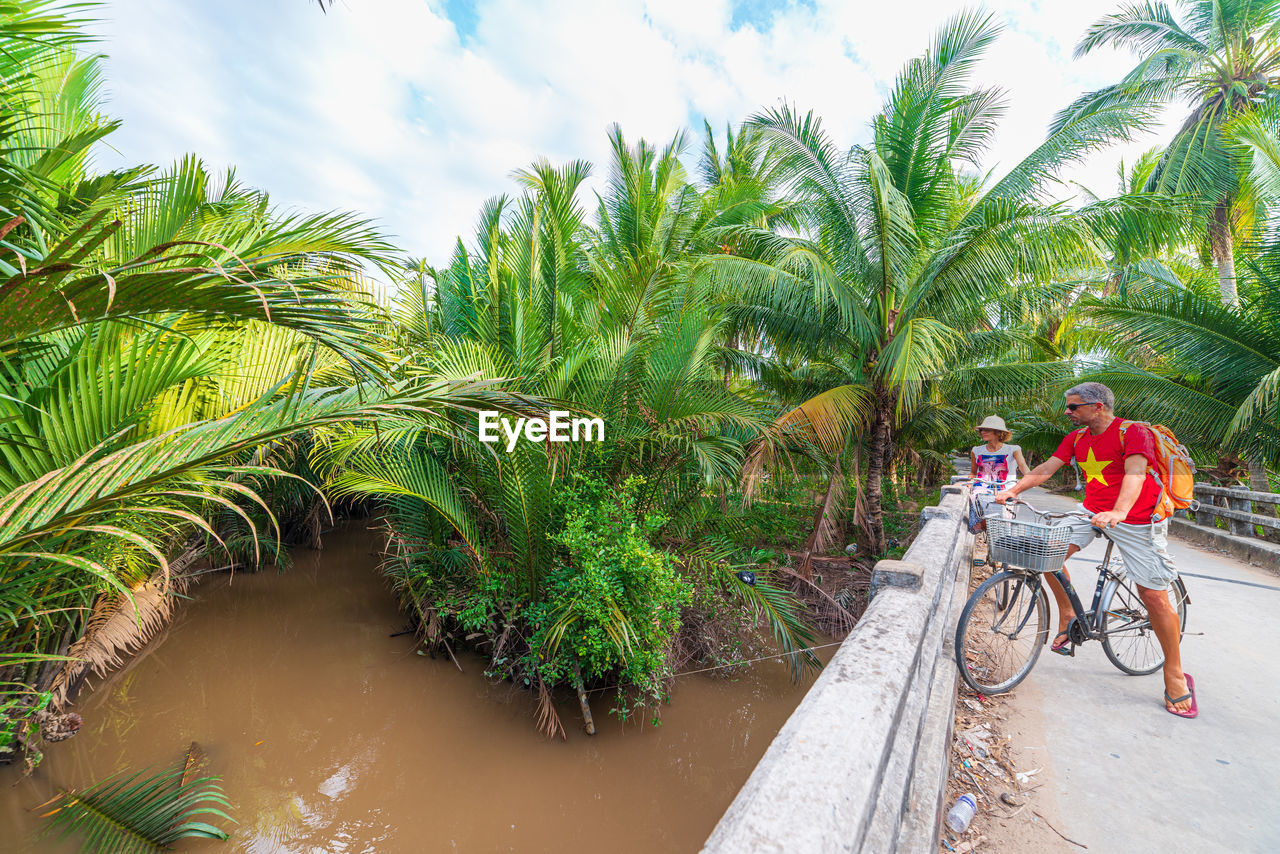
[0,675,52,770]
[525,476,691,712]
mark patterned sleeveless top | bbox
[971,444,1020,493]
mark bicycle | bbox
[955,498,1190,695]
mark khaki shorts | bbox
[1058,517,1179,591]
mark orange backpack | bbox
[1072,420,1196,521]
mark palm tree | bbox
[320,132,824,734]
[713,10,1188,554]
[0,7,527,762]
[1082,247,1280,470]
[1068,0,1280,305]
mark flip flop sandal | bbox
[1165,673,1198,719]
[1050,631,1072,656]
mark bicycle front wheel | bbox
[956,570,1050,694]
[1101,577,1189,676]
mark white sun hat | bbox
[975,415,1009,432]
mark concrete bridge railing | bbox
[701,484,973,853]
[1171,482,1280,567]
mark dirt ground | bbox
[941,687,1080,853]
[940,537,1080,854]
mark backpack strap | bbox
[1117,419,1167,520]
[1069,426,1088,460]
[1116,419,1132,452]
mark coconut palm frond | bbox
[1072,0,1280,304]
[681,546,820,681]
[40,758,233,853]
[329,441,482,557]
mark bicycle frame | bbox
[988,498,1133,642]
[959,495,1191,693]
[1009,539,1123,643]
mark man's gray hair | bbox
[1065,382,1114,410]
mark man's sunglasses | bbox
[1064,402,1099,411]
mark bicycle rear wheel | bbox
[956,570,1050,694]
[1101,577,1189,676]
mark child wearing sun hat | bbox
[968,415,1030,533]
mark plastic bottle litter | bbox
[946,793,977,833]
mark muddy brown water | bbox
[1,524,830,853]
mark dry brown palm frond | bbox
[47,548,201,709]
[48,582,178,708]
[740,439,770,501]
[848,448,869,549]
[798,459,846,578]
[772,564,860,635]
[304,501,325,550]
[535,678,566,741]
[396,568,443,644]
[490,621,516,663]
[667,604,761,678]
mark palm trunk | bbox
[865,402,893,556]
[1210,202,1238,306]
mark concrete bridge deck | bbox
[1001,487,1280,853]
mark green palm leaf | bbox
[40,760,233,853]
[682,545,820,681]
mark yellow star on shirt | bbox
[1078,448,1112,485]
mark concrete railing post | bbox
[1194,485,1215,527]
[1227,486,1253,537]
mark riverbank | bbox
[0,522,829,853]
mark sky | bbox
[88,0,1180,267]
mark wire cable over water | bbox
[579,640,848,695]
[671,641,845,678]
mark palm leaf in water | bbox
[39,756,233,853]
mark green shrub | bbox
[525,476,691,713]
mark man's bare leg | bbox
[1043,544,1081,636]
[1138,584,1190,712]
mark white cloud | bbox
[91,0,1180,267]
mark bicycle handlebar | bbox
[964,484,1102,531]
[1004,497,1104,534]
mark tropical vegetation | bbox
[2,0,1279,775]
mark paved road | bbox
[999,487,1280,854]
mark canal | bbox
[1,522,825,853]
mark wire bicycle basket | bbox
[986,513,1073,573]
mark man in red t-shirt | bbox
[994,382,1194,718]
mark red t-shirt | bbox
[1052,418,1162,524]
